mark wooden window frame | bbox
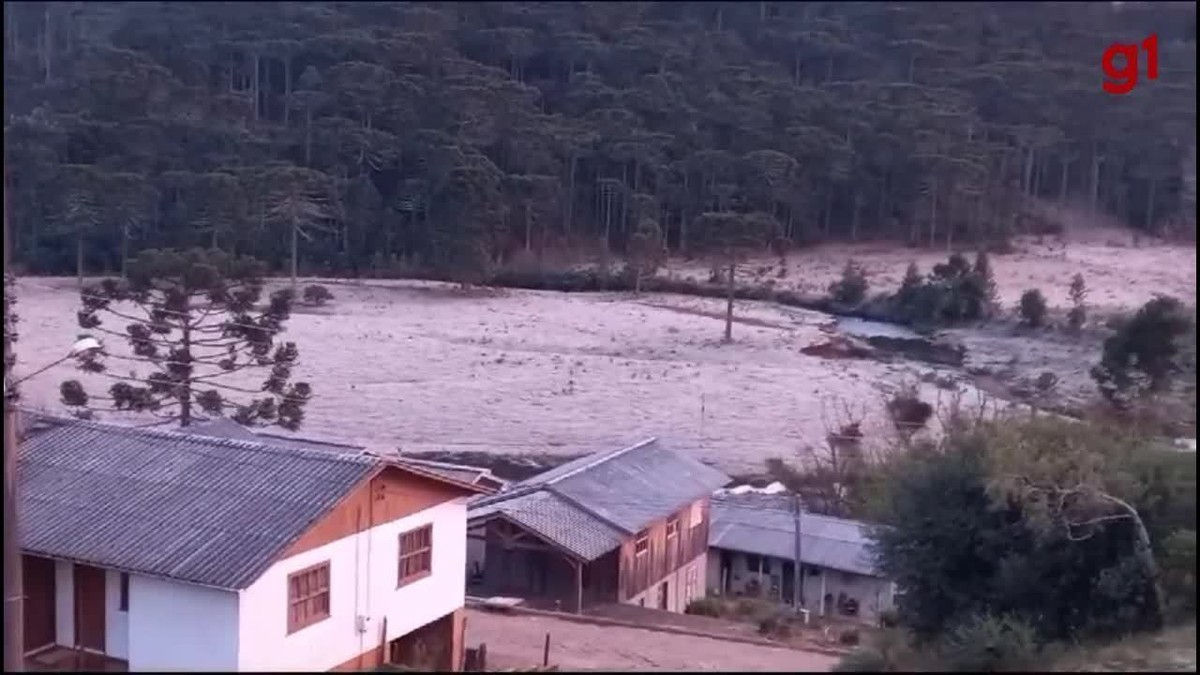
[398,524,434,587]
[118,572,129,612]
[287,561,331,635]
[634,529,650,557]
[666,515,680,540]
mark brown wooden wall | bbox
[282,466,473,560]
[618,497,710,602]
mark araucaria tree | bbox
[60,248,312,429]
[691,212,780,342]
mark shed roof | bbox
[468,438,729,561]
[708,493,882,577]
[19,414,381,590]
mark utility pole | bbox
[4,162,26,671]
[791,491,804,614]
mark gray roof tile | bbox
[468,438,730,561]
[18,414,379,590]
[709,494,882,577]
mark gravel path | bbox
[463,609,839,672]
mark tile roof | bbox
[468,438,730,561]
[708,493,882,577]
[17,414,379,590]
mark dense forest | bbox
[3,1,1196,279]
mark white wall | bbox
[237,498,469,672]
[54,561,74,647]
[105,570,129,660]
[126,575,240,671]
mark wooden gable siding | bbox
[619,497,710,601]
[281,466,469,560]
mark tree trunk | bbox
[283,54,292,127]
[252,51,261,121]
[1060,159,1070,201]
[290,221,299,289]
[724,257,735,343]
[929,178,939,248]
[524,201,532,252]
[121,225,130,279]
[75,235,83,288]
[180,322,192,427]
[43,4,52,83]
[1101,493,1166,628]
[565,155,577,238]
[1145,178,1157,232]
[304,108,313,167]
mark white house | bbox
[17,414,485,672]
[707,493,896,624]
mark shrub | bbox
[833,648,887,672]
[937,614,1041,672]
[829,260,870,305]
[973,251,998,316]
[1092,295,1193,403]
[838,628,861,646]
[889,254,991,325]
[886,383,934,437]
[757,612,792,638]
[1018,289,1047,328]
[684,597,723,618]
[1161,529,1197,618]
[1067,273,1088,331]
[302,283,334,306]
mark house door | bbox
[23,555,57,654]
[73,564,106,652]
[658,581,669,610]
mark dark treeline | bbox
[3,2,1196,279]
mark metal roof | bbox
[468,438,730,561]
[18,414,379,591]
[709,493,882,577]
[186,418,501,489]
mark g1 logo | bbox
[1102,34,1159,95]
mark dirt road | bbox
[463,609,839,672]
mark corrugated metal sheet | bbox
[467,438,730,561]
[18,415,378,590]
[188,418,499,488]
[709,494,881,577]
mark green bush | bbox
[1018,289,1047,328]
[937,614,1041,672]
[302,283,334,306]
[684,597,723,618]
[833,648,887,672]
[1161,529,1197,618]
[887,254,992,326]
[829,260,870,306]
[1092,296,1193,404]
[756,612,792,638]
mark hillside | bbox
[3,2,1196,279]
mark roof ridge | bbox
[23,412,379,467]
[396,456,491,473]
[543,437,657,485]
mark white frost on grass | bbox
[13,277,985,474]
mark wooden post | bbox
[542,632,551,667]
[3,162,25,673]
[574,561,583,614]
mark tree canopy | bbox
[4,2,1196,279]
